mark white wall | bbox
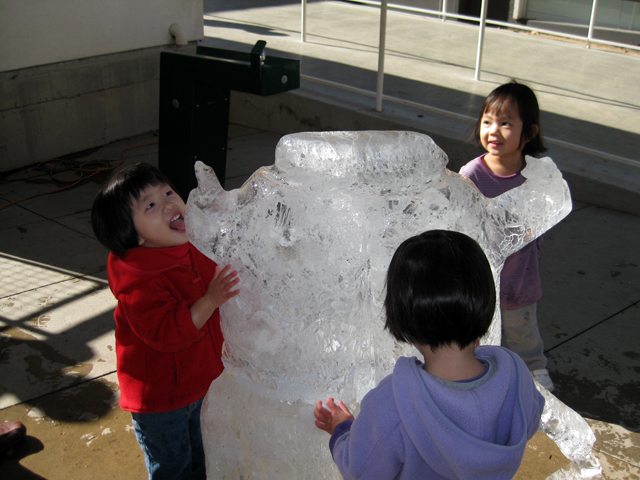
[1,0,204,72]
[1,0,204,171]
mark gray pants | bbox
[501,303,547,371]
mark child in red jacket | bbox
[91,162,239,480]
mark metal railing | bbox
[300,0,640,112]
[290,0,640,169]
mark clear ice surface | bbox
[186,131,601,479]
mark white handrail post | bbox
[474,0,488,81]
[587,0,599,49]
[442,0,448,21]
[376,0,388,112]
[301,0,308,43]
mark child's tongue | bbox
[170,217,186,232]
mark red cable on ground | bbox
[0,142,158,212]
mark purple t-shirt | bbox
[459,155,542,309]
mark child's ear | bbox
[528,124,539,141]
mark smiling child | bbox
[459,80,554,392]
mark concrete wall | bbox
[525,0,640,30]
[1,1,204,72]
[384,0,459,13]
[229,87,482,174]
[0,1,203,172]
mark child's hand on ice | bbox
[314,398,354,435]
[191,265,239,329]
[206,265,240,310]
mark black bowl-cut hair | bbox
[91,163,177,257]
[384,230,496,350]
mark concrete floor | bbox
[2,0,640,478]
[0,125,639,478]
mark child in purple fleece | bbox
[314,230,544,480]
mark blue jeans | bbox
[131,398,206,480]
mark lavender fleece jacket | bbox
[329,346,544,479]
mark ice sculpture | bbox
[185,131,601,479]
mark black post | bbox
[158,41,299,200]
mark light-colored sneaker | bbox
[532,369,554,392]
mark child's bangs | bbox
[128,177,164,205]
[483,93,516,118]
[108,167,168,205]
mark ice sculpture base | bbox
[202,370,340,480]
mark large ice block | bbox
[186,131,599,479]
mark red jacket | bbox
[107,243,224,413]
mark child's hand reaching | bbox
[314,398,354,435]
[207,265,240,309]
[190,265,239,329]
